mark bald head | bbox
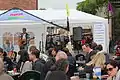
[55,51,68,61]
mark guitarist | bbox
[19,28,30,50]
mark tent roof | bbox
[0,9,107,24]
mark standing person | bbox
[29,49,45,80]
[19,28,30,50]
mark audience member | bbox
[16,50,29,72]
[29,49,45,80]
[107,59,120,80]
[45,59,70,80]
[3,51,14,71]
[85,51,107,75]
[91,42,97,50]
[45,71,69,80]
[0,58,13,80]
[62,48,76,77]
[82,43,97,63]
[28,45,37,53]
[0,48,4,58]
[48,48,58,57]
[20,46,37,74]
[44,51,68,76]
[50,59,69,73]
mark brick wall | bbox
[0,0,37,10]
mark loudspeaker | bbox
[73,27,82,41]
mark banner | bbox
[0,8,41,21]
[93,22,106,51]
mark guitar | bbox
[18,37,35,47]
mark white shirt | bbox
[22,34,26,39]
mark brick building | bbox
[0,0,38,10]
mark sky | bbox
[38,0,85,9]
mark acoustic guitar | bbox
[18,37,35,47]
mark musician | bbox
[19,28,30,50]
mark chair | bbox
[18,70,41,80]
[45,71,68,80]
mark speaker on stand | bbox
[73,27,83,52]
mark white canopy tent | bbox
[0,8,109,52]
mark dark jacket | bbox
[67,55,76,77]
[3,56,13,71]
[85,50,97,63]
[32,59,45,80]
[43,57,56,76]
[45,71,70,80]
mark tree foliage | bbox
[77,0,108,15]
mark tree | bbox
[77,0,108,15]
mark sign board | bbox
[0,8,41,21]
[93,22,106,51]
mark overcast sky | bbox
[38,0,85,9]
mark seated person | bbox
[45,71,69,80]
[16,49,29,72]
[44,51,68,76]
[79,51,107,79]
[45,59,70,80]
[3,51,14,71]
[0,58,13,80]
[82,43,97,63]
[106,59,120,80]
[29,49,45,80]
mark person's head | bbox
[55,51,68,61]
[91,42,97,50]
[106,59,119,77]
[95,44,103,51]
[86,51,106,69]
[22,28,26,33]
[82,43,92,53]
[0,58,4,74]
[29,49,40,61]
[29,46,37,53]
[48,48,58,57]
[0,48,3,57]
